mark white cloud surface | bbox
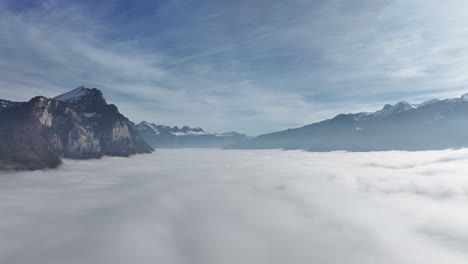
[1,149,468,263]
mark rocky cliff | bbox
[0,87,153,170]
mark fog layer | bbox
[1,149,468,264]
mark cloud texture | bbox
[1,149,468,263]
[3,1,468,134]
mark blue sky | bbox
[1,0,468,135]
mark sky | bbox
[2,0,468,135]
[2,148,468,263]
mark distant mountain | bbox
[0,99,22,109]
[135,121,248,148]
[136,122,209,137]
[228,93,468,151]
[0,86,153,170]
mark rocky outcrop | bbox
[0,87,153,170]
[54,86,153,157]
[0,97,92,170]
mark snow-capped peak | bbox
[373,101,416,119]
[136,122,209,136]
[393,101,416,111]
[139,121,161,135]
[171,126,208,136]
[54,86,91,103]
[53,86,107,113]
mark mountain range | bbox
[0,86,153,170]
[135,121,248,148]
[4,86,468,170]
[228,93,468,151]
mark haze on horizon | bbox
[2,0,468,135]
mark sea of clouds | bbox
[1,149,468,264]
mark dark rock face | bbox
[0,97,90,170]
[54,86,153,157]
[229,95,468,151]
[135,121,248,148]
[0,99,22,110]
[0,87,153,170]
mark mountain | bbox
[228,93,468,151]
[54,86,153,156]
[135,121,248,148]
[54,86,108,112]
[0,86,153,170]
[0,99,22,109]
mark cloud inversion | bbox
[1,149,468,263]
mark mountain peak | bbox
[461,93,468,101]
[135,121,248,148]
[382,104,393,110]
[54,86,107,112]
[394,101,415,110]
[137,121,220,137]
[55,86,91,103]
[372,101,416,119]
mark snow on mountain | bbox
[352,97,446,122]
[372,101,416,119]
[171,126,208,136]
[135,121,248,148]
[136,121,248,138]
[54,86,90,103]
[416,99,440,107]
[351,93,468,123]
[83,112,99,118]
[138,121,162,135]
[136,122,209,137]
[351,101,417,121]
[229,92,468,151]
[0,99,21,109]
[54,86,108,113]
[0,100,11,108]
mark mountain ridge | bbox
[228,93,468,151]
[135,121,248,148]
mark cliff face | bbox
[54,87,153,157]
[0,96,95,170]
[0,87,153,170]
[32,96,102,159]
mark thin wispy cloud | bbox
[1,0,468,134]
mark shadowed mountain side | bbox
[228,95,468,151]
[0,87,153,170]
